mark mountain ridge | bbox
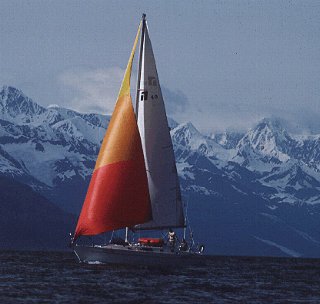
[0,85,319,256]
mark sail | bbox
[74,22,152,241]
[136,23,185,230]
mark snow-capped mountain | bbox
[173,119,320,205]
[0,86,110,212]
[172,120,320,204]
[170,121,320,257]
[0,86,319,257]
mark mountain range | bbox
[0,85,319,257]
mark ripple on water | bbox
[0,251,319,303]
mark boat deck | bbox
[74,243,205,267]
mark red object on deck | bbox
[138,238,164,247]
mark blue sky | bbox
[1,0,320,132]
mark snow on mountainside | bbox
[172,118,320,206]
[211,130,244,150]
[236,119,292,164]
[0,86,319,257]
[1,85,320,209]
[169,118,320,257]
[172,122,233,162]
[0,86,109,211]
[0,85,46,121]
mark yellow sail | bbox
[74,21,151,241]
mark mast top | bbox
[142,13,146,21]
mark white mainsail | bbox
[136,22,185,230]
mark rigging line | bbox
[161,231,166,239]
[135,14,146,117]
[109,230,115,243]
[184,150,201,243]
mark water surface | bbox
[0,251,319,303]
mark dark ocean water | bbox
[0,251,319,303]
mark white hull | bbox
[74,244,205,267]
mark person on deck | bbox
[168,229,176,250]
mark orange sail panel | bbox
[74,22,151,241]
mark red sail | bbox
[74,22,151,241]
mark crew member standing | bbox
[168,228,176,250]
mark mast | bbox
[125,14,146,244]
[135,13,146,117]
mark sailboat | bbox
[72,14,204,267]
